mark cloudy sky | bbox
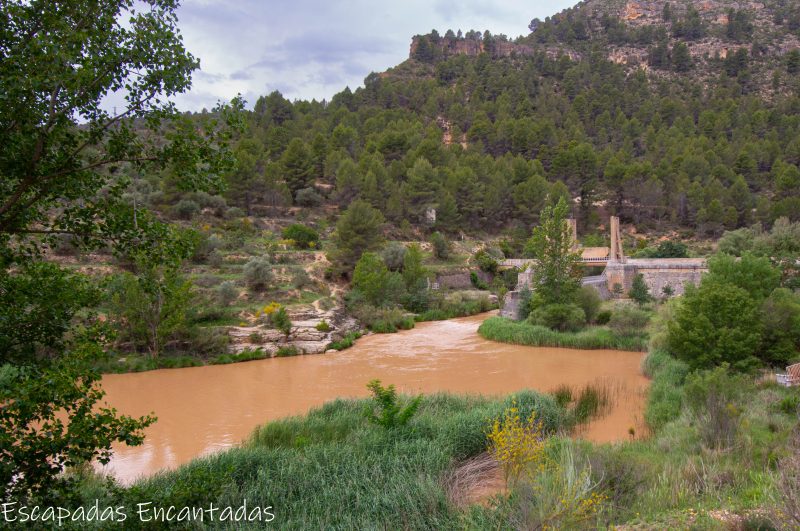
[171,0,576,111]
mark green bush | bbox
[243,257,273,292]
[270,307,292,337]
[609,306,650,337]
[428,231,450,259]
[473,248,501,274]
[210,348,268,365]
[316,320,332,332]
[327,331,363,350]
[684,365,751,448]
[282,223,320,249]
[380,242,407,271]
[575,286,602,323]
[275,346,300,357]
[595,309,612,325]
[528,303,586,332]
[295,187,324,207]
[469,270,489,290]
[217,281,239,306]
[363,380,421,430]
[173,198,199,219]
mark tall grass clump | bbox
[478,316,647,351]
[117,389,566,530]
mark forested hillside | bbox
[135,0,800,247]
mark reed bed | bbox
[478,316,648,352]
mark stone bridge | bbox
[499,216,708,319]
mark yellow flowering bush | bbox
[255,302,280,319]
[487,402,546,486]
[488,403,607,528]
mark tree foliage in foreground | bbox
[0,0,240,499]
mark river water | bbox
[98,313,649,484]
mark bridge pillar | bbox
[609,216,624,263]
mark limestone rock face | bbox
[226,305,362,356]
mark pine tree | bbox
[281,138,314,201]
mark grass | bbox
[70,367,799,528]
[111,391,565,530]
[478,316,648,351]
[94,354,206,373]
[210,348,270,365]
[327,331,363,351]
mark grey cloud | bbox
[170,0,576,111]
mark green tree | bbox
[629,274,652,306]
[106,262,193,358]
[786,50,800,75]
[668,281,762,371]
[329,200,385,275]
[429,231,450,259]
[0,0,238,499]
[281,138,314,201]
[524,197,581,304]
[672,42,693,72]
[352,252,404,307]
[401,244,429,312]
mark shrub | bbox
[217,281,239,306]
[224,206,244,219]
[487,403,546,486]
[270,307,292,337]
[291,267,313,290]
[327,331,362,350]
[275,346,300,357]
[595,310,612,325]
[316,320,331,333]
[528,303,586,332]
[249,332,264,344]
[429,232,450,260]
[473,248,500,274]
[612,283,624,297]
[380,242,407,271]
[575,286,602,323]
[173,199,200,219]
[684,365,751,448]
[609,306,650,337]
[470,271,489,290]
[282,224,319,249]
[509,442,606,529]
[295,187,324,207]
[244,257,273,292]
[363,380,421,430]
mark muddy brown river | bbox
[99,313,649,484]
